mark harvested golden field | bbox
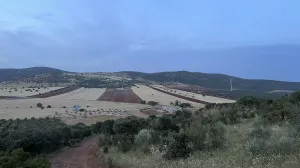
[0,93,149,125]
[132,84,205,108]
[0,87,63,97]
[152,85,236,104]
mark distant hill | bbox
[1,67,300,99]
[0,67,65,82]
[123,71,300,92]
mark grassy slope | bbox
[107,120,299,168]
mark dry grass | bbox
[0,96,149,124]
[62,88,106,100]
[132,85,205,108]
[151,85,236,104]
[0,87,63,97]
[106,121,300,168]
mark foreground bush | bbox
[185,116,226,152]
[0,118,92,154]
[135,129,152,153]
[0,148,50,168]
[247,116,271,155]
[165,133,191,160]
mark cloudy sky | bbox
[0,0,300,81]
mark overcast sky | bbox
[0,0,300,81]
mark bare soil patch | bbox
[98,88,142,103]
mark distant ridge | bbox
[1,67,300,99]
[0,67,65,82]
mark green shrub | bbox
[185,119,207,151]
[24,156,51,168]
[247,116,271,155]
[99,134,112,147]
[290,91,300,104]
[140,100,146,104]
[271,136,295,155]
[113,116,146,136]
[91,122,103,134]
[201,107,239,125]
[104,155,114,168]
[37,103,43,108]
[0,149,50,168]
[135,129,152,153]
[207,121,226,149]
[148,101,159,106]
[165,133,191,160]
[155,116,180,133]
[237,96,262,107]
[116,134,134,153]
[103,146,109,153]
[179,103,193,108]
[101,120,115,135]
[47,105,51,108]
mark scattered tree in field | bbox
[47,105,52,108]
[148,101,159,106]
[37,103,43,108]
[179,103,193,108]
[140,100,146,104]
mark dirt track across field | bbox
[50,136,106,168]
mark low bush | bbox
[99,134,112,147]
[247,116,271,155]
[135,129,152,153]
[185,116,226,152]
[207,121,226,149]
[37,103,43,108]
[0,148,51,168]
[103,155,115,168]
[165,133,191,160]
[103,146,109,153]
[116,134,134,153]
[148,101,159,106]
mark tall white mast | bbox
[230,78,233,91]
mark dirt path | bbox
[50,136,106,168]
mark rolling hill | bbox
[1,67,300,99]
[0,67,65,82]
[122,71,300,92]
